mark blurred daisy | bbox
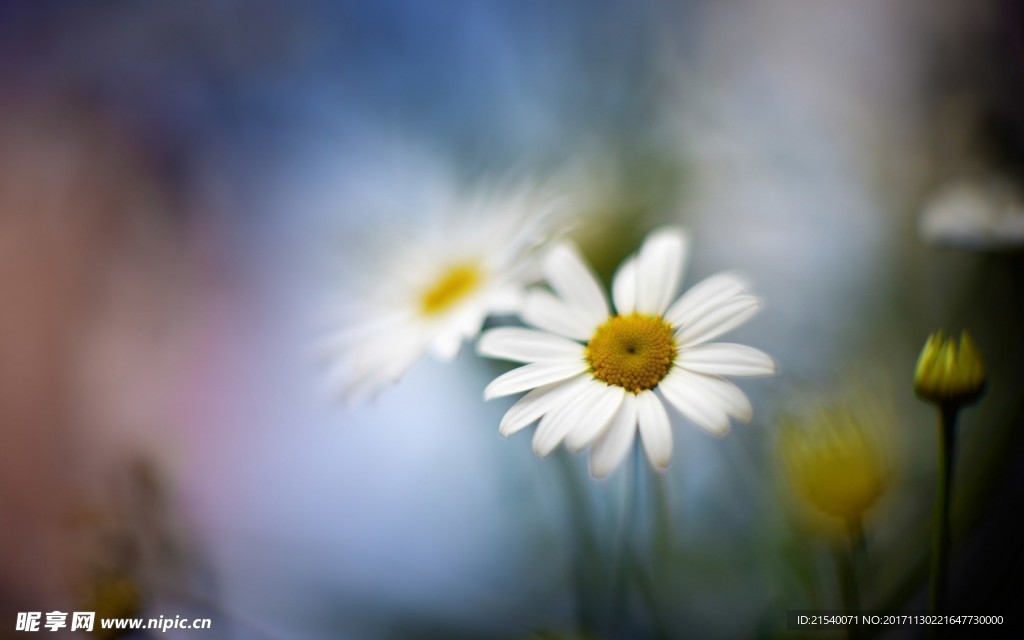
[479,227,775,478]
[322,179,562,403]
[919,176,1024,250]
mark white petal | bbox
[430,331,465,362]
[334,345,425,405]
[589,393,639,479]
[658,370,731,435]
[425,304,487,361]
[676,343,776,377]
[674,295,761,346]
[543,243,609,325]
[478,328,585,363]
[664,369,753,421]
[522,290,597,341]
[335,374,385,406]
[484,360,588,400]
[636,390,673,470]
[449,306,488,340]
[611,256,637,315]
[328,329,428,403]
[314,312,420,378]
[316,310,411,354]
[664,271,751,328]
[483,285,525,314]
[532,383,599,456]
[498,375,590,436]
[333,329,418,375]
[634,227,689,315]
[564,384,627,451]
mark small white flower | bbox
[322,181,561,403]
[919,176,1024,250]
[478,227,776,478]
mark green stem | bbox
[641,465,672,640]
[834,528,862,640]
[652,470,673,565]
[848,518,866,559]
[610,444,643,636]
[553,449,600,635]
[630,560,670,640]
[929,406,958,615]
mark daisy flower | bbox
[322,180,561,403]
[919,176,1024,250]
[478,227,776,478]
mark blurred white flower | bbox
[479,227,775,478]
[919,176,1024,249]
[322,180,562,403]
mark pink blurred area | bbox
[0,95,225,617]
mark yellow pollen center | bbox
[586,313,677,393]
[420,263,482,316]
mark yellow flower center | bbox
[586,313,677,393]
[419,263,482,316]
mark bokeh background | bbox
[2,1,1023,638]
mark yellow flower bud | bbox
[914,330,986,407]
[779,399,888,527]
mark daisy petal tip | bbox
[707,424,731,438]
[589,453,626,479]
[544,241,581,270]
[564,440,588,454]
[667,232,690,258]
[642,445,671,470]
[531,442,552,458]
[650,224,690,244]
[497,412,518,437]
[435,350,459,363]
[757,353,779,377]
[475,333,494,356]
[713,269,755,293]
[734,297,765,327]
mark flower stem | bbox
[553,449,600,635]
[610,444,634,634]
[610,444,643,635]
[929,405,958,615]
[834,522,862,639]
[848,518,867,568]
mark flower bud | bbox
[781,406,886,524]
[914,330,986,407]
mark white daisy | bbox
[478,227,776,478]
[321,181,561,403]
[919,175,1024,250]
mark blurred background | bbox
[1,1,1023,638]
